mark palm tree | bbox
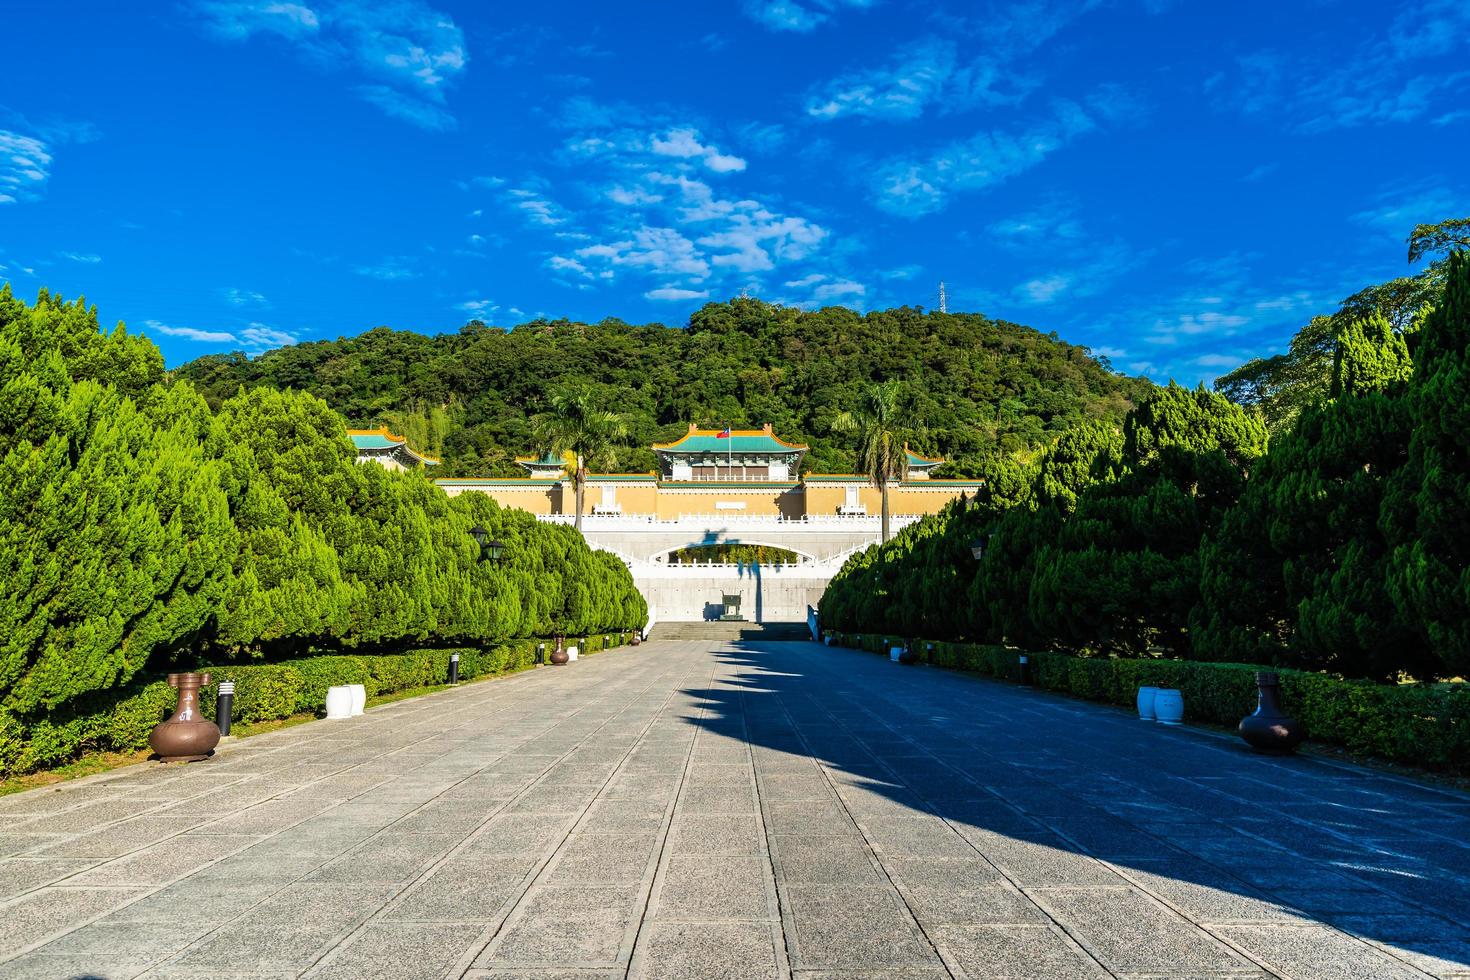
[836,381,910,543]
[533,384,628,531]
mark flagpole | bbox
[728,423,732,478]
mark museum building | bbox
[426,424,985,519]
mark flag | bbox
[717,427,731,438]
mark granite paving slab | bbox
[1,638,1469,978]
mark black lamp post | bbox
[469,526,507,564]
[457,527,508,685]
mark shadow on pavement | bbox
[683,639,1470,978]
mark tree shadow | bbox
[682,640,1470,974]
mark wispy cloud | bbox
[645,286,710,301]
[221,286,269,306]
[144,319,237,343]
[870,99,1104,216]
[650,128,746,173]
[1216,0,1470,132]
[142,317,300,354]
[357,85,456,131]
[240,323,299,350]
[456,298,497,316]
[806,36,1040,122]
[58,251,102,264]
[0,131,52,205]
[192,1,467,129]
[742,0,874,33]
[1351,181,1464,238]
[781,273,866,308]
[354,257,419,280]
[475,102,837,300]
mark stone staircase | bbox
[648,621,812,643]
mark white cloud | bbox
[143,319,237,343]
[58,251,102,264]
[872,100,1099,216]
[1220,1,1470,132]
[240,323,299,350]
[780,273,866,308]
[194,1,320,39]
[354,257,418,280]
[1009,239,1142,307]
[142,316,300,354]
[806,38,970,121]
[1352,183,1463,237]
[357,85,456,131]
[1017,275,1070,304]
[987,205,1085,245]
[478,99,839,303]
[192,1,467,129]
[456,298,497,315]
[650,128,746,173]
[645,286,710,301]
[221,286,269,306]
[742,0,874,33]
[0,130,52,205]
[504,185,571,227]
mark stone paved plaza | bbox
[1,639,1469,979]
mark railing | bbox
[538,513,922,529]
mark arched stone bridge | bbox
[538,514,922,622]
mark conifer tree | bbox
[1383,250,1470,675]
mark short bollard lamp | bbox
[150,672,221,763]
[448,651,460,685]
[970,536,988,560]
[216,680,235,737]
[1239,671,1306,754]
[1017,654,1031,685]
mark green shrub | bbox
[0,640,558,778]
[827,631,1470,772]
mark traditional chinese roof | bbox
[348,427,439,464]
[653,423,807,455]
[516,450,571,476]
[905,444,944,469]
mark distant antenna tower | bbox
[937,281,948,314]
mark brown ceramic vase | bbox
[149,672,221,762]
[549,640,570,665]
[1238,671,1306,754]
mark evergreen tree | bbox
[1383,250,1470,675]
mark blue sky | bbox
[2,0,1466,382]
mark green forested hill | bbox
[174,299,1152,477]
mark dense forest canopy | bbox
[174,299,1153,478]
[822,243,1470,684]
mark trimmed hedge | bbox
[830,632,1470,772]
[0,636,639,778]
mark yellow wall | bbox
[654,486,802,519]
[594,482,658,514]
[440,478,980,519]
[440,483,559,515]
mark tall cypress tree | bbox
[1383,250,1470,675]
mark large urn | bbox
[549,637,570,666]
[149,672,221,762]
[1238,671,1306,754]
